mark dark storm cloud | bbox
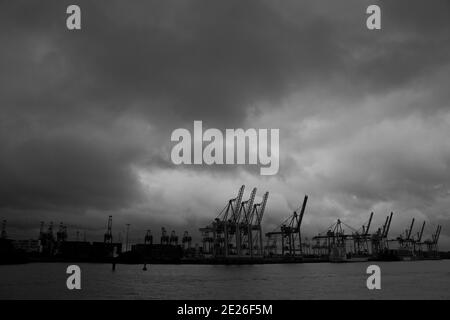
[0,128,143,210]
[0,0,450,244]
[2,0,448,124]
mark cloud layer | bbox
[1,0,449,247]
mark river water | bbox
[1,260,449,299]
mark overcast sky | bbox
[1,0,449,247]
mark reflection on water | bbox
[1,260,449,299]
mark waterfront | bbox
[0,260,449,299]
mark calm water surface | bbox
[1,260,449,299]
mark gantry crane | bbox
[223,185,245,256]
[199,226,214,254]
[169,230,179,245]
[199,185,269,258]
[104,216,113,244]
[237,187,257,255]
[397,218,415,253]
[161,227,169,245]
[144,230,153,245]
[266,195,307,257]
[413,221,426,254]
[38,221,56,255]
[371,212,393,254]
[383,212,394,240]
[56,222,68,242]
[312,214,376,261]
[352,212,373,255]
[248,191,269,257]
[182,231,192,249]
[208,185,245,257]
[424,225,442,258]
[407,218,415,240]
[417,221,426,242]
[312,219,351,261]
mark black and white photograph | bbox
[1,0,450,306]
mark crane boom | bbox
[381,216,389,237]
[299,195,308,217]
[245,188,257,223]
[247,188,257,212]
[232,185,245,221]
[365,212,374,235]
[418,221,425,242]
[435,225,442,244]
[407,218,415,240]
[256,192,269,225]
[235,185,245,212]
[384,212,393,238]
[297,195,308,231]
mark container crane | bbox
[435,225,442,244]
[362,211,374,252]
[208,185,245,257]
[144,230,153,245]
[353,212,373,254]
[418,221,426,242]
[266,195,307,257]
[414,221,426,254]
[406,218,415,241]
[169,230,178,245]
[238,187,257,255]
[424,225,442,258]
[248,191,269,257]
[384,212,393,239]
[374,211,393,252]
[397,217,415,252]
[432,225,442,250]
[312,218,353,261]
[364,212,374,236]
[224,185,245,256]
[104,216,113,244]
[57,222,68,242]
[182,231,192,249]
[161,227,169,245]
